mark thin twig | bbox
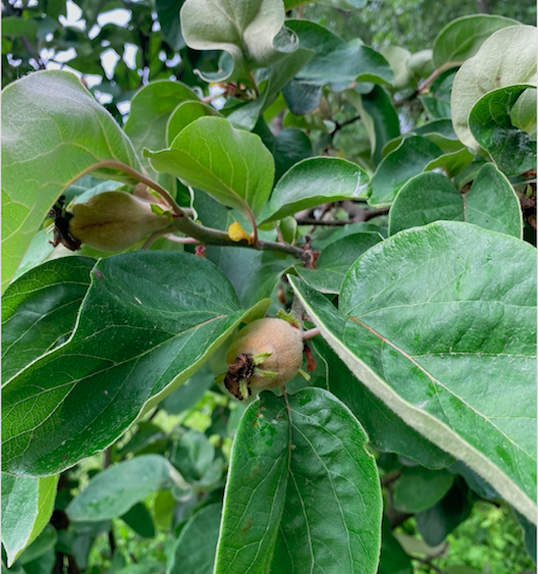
[418,61,461,95]
[302,327,320,341]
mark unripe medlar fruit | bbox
[224,318,304,401]
[66,191,173,252]
[50,191,172,251]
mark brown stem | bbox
[418,62,462,95]
[302,327,320,341]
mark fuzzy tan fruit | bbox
[68,191,173,252]
[224,318,304,400]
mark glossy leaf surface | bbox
[2,257,95,384]
[286,20,393,87]
[1,70,140,293]
[469,85,537,176]
[215,388,382,574]
[2,252,264,476]
[393,467,455,513]
[146,117,274,219]
[261,157,370,223]
[289,221,537,523]
[389,166,522,238]
[369,136,443,206]
[311,338,455,469]
[1,474,58,566]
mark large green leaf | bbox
[1,474,58,566]
[2,257,95,384]
[146,116,274,219]
[2,251,268,476]
[260,157,370,223]
[180,0,295,82]
[311,337,455,469]
[66,455,181,521]
[286,20,393,87]
[169,503,222,574]
[469,86,537,176]
[155,0,187,50]
[432,14,520,68]
[369,136,443,207]
[388,166,522,238]
[296,232,383,294]
[1,70,141,294]
[451,25,537,148]
[123,80,197,185]
[289,221,537,523]
[214,388,382,574]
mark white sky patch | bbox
[166,54,181,67]
[59,0,85,31]
[123,44,138,69]
[46,33,54,42]
[152,18,161,32]
[88,25,101,40]
[97,9,131,28]
[94,90,113,105]
[100,48,120,79]
[117,101,131,115]
[54,48,77,63]
[209,85,226,110]
[84,75,104,89]
[158,50,167,62]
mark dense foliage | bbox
[1,1,536,573]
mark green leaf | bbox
[432,14,520,68]
[171,430,214,482]
[451,25,537,149]
[123,80,198,185]
[380,46,415,90]
[378,520,413,574]
[272,128,313,182]
[2,251,267,476]
[2,257,95,384]
[388,166,522,238]
[1,474,58,566]
[169,503,222,574]
[18,525,57,566]
[424,147,474,178]
[146,116,274,219]
[511,88,537,136]
[161,364,215,415]
[296,232,383,294]
[67,455,180,521]
[282,80,322,116]
[289,221,537,524]
[369,136,443,207]
[469,86,537,176]
[120,502,155,539]
[260,157,370,223]
[311,337,455,469]
[286,20,393,87]
[215,388,382,574]
[1,70,141,294]
[345,85,400,165]
[420,95,451,120]
[155,0,186,50]
[166,101,222,145]
[393,467,455,513]
[180,0,294,82]
[415,478,473,546]
[1,17,38,39]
